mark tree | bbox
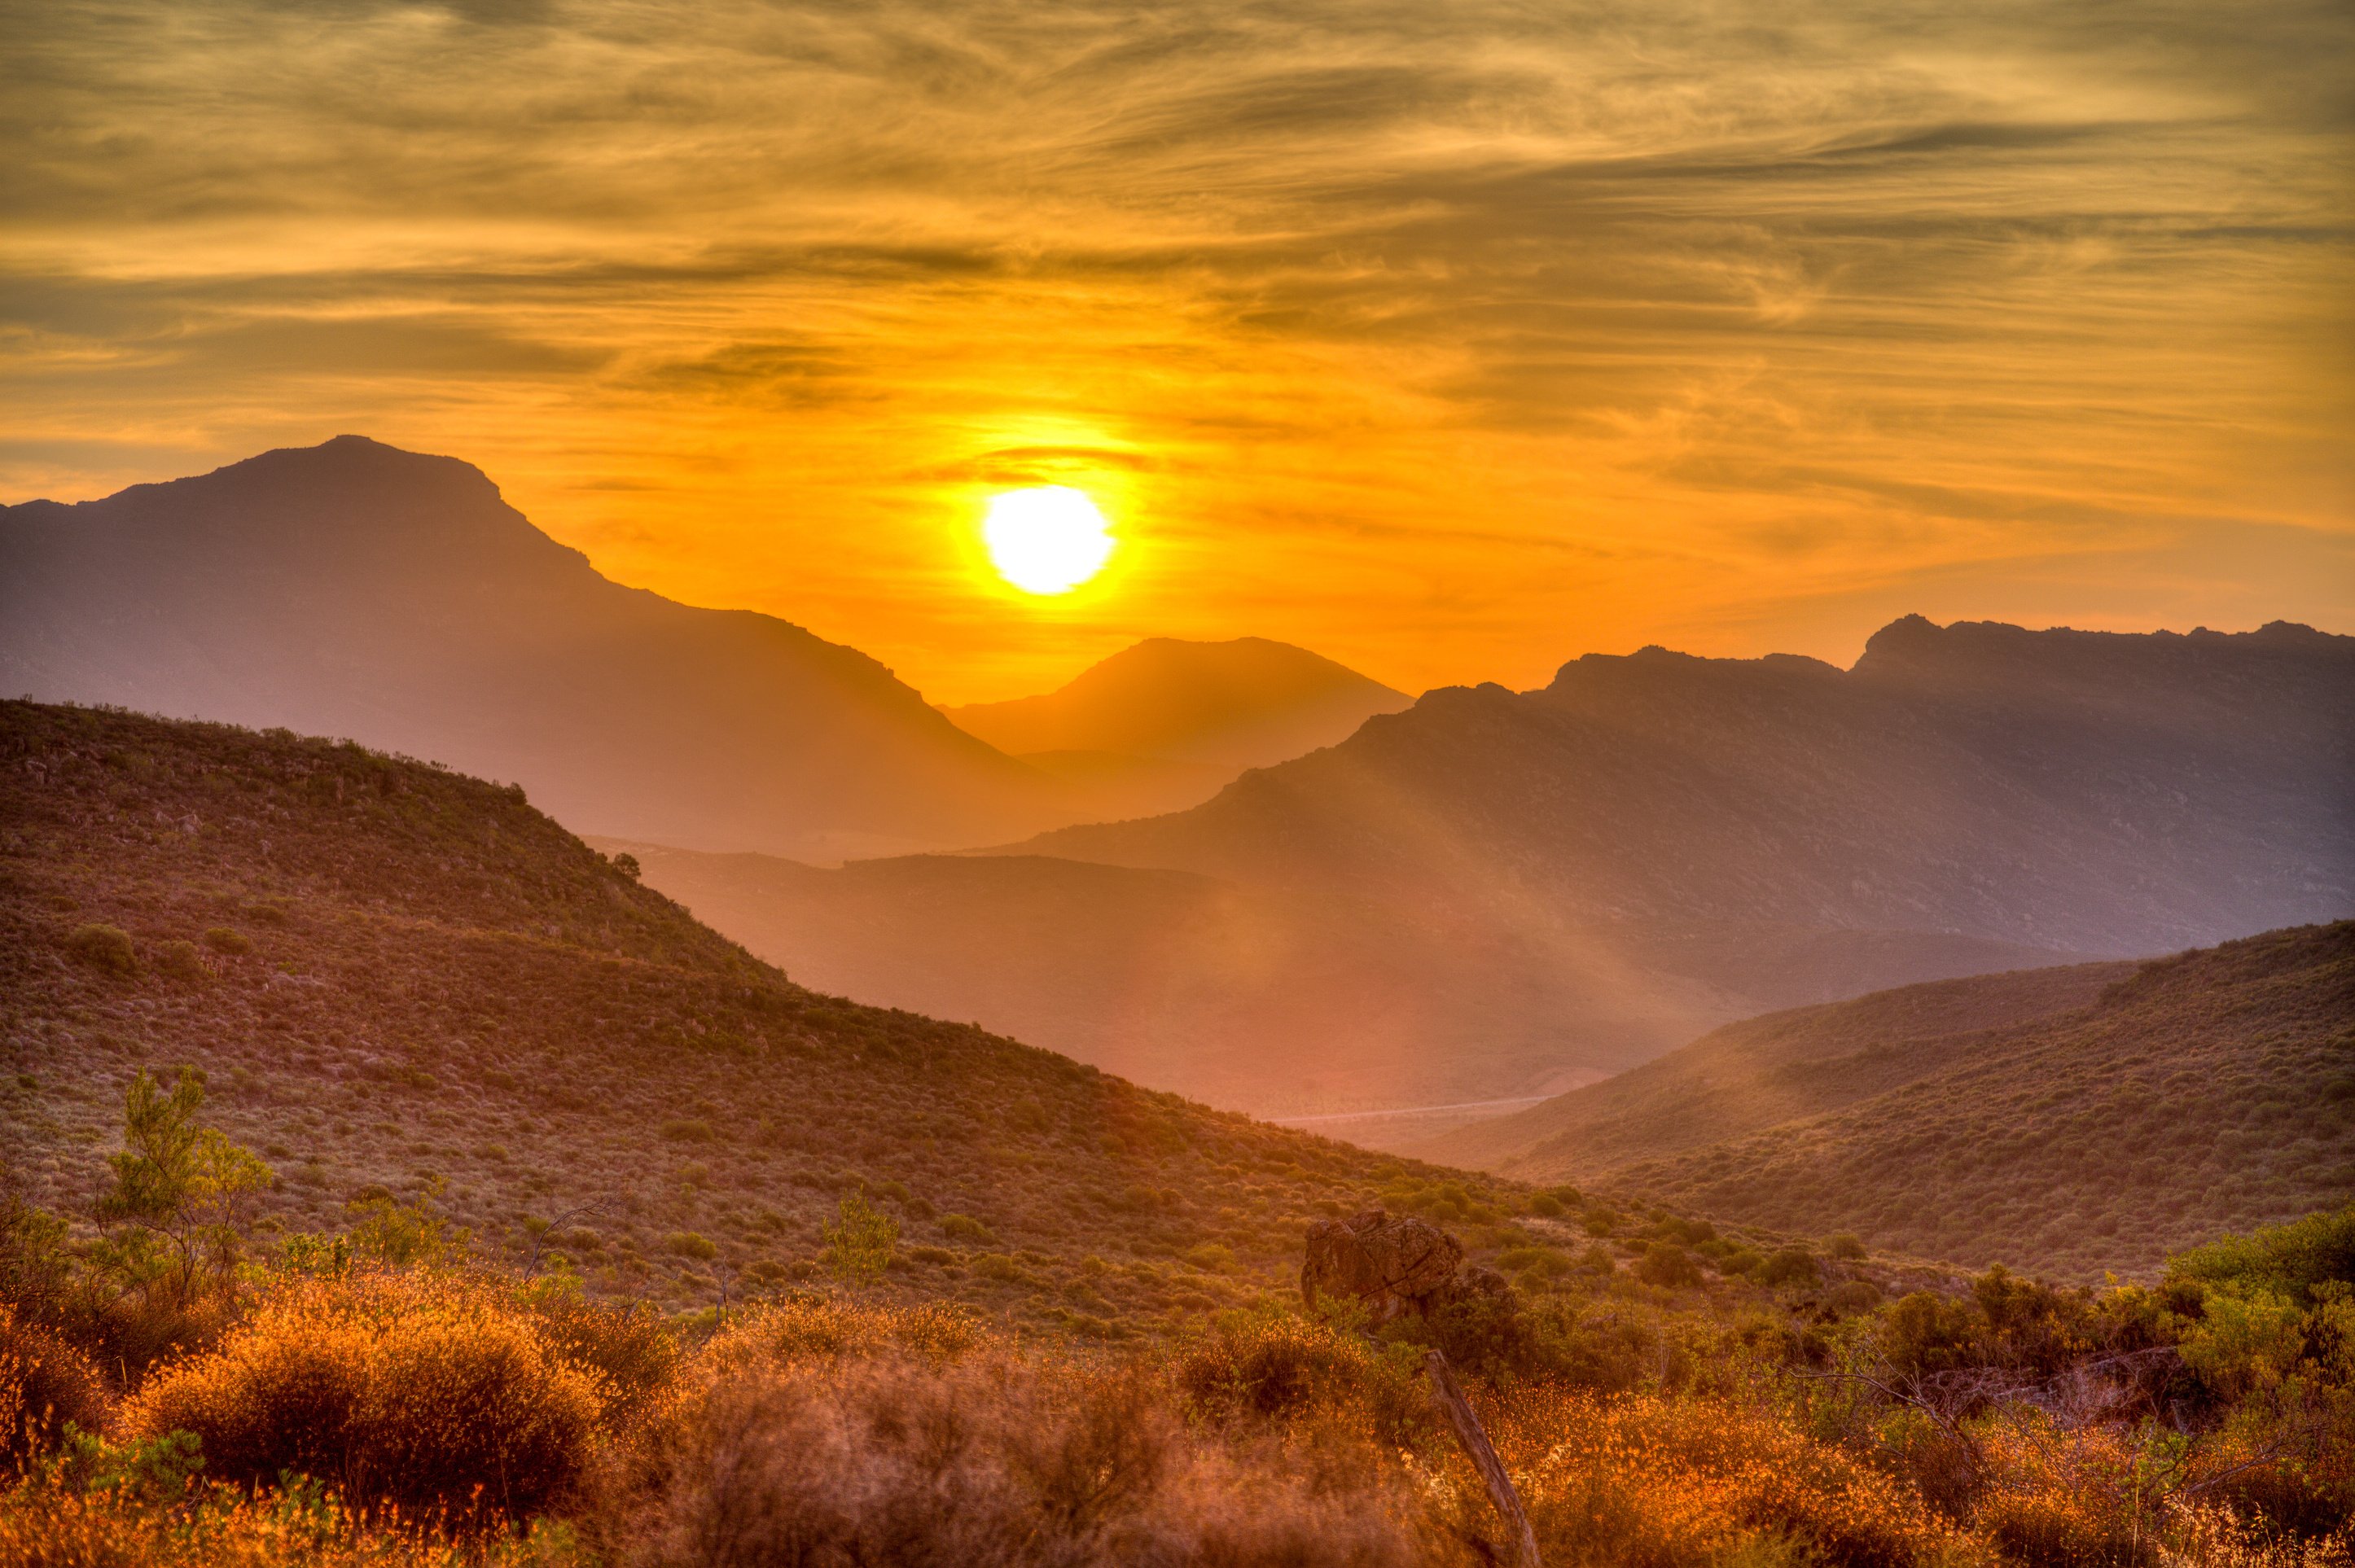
[822,1192,898,1285]
[95,1068,270,1302]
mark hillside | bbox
[0,699,1762,1334]
[1014,618,2355,957]
[1442,926,2355,1281]
[610,839,2060,1117]
[0,436,1078,861]
[1423,961,2138,1173]
[944,636,1410,772]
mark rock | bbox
[1301,1209,1465,1324]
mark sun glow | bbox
[981,487,1116,595]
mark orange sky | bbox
[2,0,2350,703]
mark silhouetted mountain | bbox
[1015,619,2355,957]
[0,436,1077,861]
[1427,924,2355,1281]
[610,838,2071,1119]
[942,637,1410,812]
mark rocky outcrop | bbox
[1300,1210,1467,1324]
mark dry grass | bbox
[0,1307,107,1477]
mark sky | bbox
[3,0,2350,703]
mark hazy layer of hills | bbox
[1018,619,2354,956]
[631,618,2350,1116]
[0,437,1081,862]
[942,637,1410,817]
[11,699,1761,1332]
[613,839,2060,1116]
[1429,927,2355,1280]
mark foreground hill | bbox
[0,699,1694,1333]
[0,436,1079,861]
[609,839,2058,1115]
[942,637,1411,816]
[1017,617,2354,957]
[1436,926,2355,1281]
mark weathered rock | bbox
[1301,1209,1465,1323]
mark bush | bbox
[200,926,252,955]
[636,1347,1431,1567]
[665,1233,718,1262]
[64,924,137,977]
[1638,1242,1704,1289]
[1492,1390,1984,1568]
[122,1273,599,1525]
[153,939,208,983]
[519,1288,679,1428]
[1757,1246,1821,1288]
[659,1120,714,1144]
[939,1213,994,1245]
[0,1305,108,1476]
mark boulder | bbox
[1301,1209,1465,1324]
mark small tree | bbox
[822,1192,898,1285]
[95,1068,270,1303]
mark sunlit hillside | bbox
[1437,928,2355,1280]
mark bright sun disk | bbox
[981,486,1115,595]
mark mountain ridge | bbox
[0,436,1078,861]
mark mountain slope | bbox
[943,637,1410,772]
[1420,961,2140,1175]
[1445,926,2355,1281]
[1013,619,2355,957]
[0,699,1589,1331]
[0,436,1074,861]
[611,838,2072,1117]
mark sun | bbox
[981,487,1115,595]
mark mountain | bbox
[0,436,1078,861]
[621,617,2344,1119]
[1427,925,2355,1281]
[942,636,1411,772]
[1012,618,2355,954]
[609,838,2071,1118]
[0,699,1572,1326]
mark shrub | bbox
[1638,1242,1704,1289]
[699,1298,977,1377]
[200,926,252,955]
[939,1213,994,1245]
[665,1233,718,1262]
[659,1119,713,1144]
[122,1273,599,1525]
[154,939,208,983]
[636,1348,1430,1567]
[1177,1311,1426,1442]
[1491,1389,1987,1568]
[519,1288,679,1428]
[1757,1246,1821,1288]
[820,1194,897,1285]
[64,924,137,977]
[1829,1233,1870,1261]
[0,1305,108,1476]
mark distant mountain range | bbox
[1423,922,2355,1281]
[942,637,1410,817]
[621,616,2353,1118]
[1015,618,2355,956]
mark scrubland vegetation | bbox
[5,702,2350,1562]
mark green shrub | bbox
[821,1194,897,1285]
[660,1119,714,1144]
[153,939,208,983]
[666,1232,719,1261]
[1828,1233,1869,1260]
[200,926,252,955]
[64,924,137,977]
[940,1213,995,1245]
[1636,1242,1702,1289]
[1756,1246,1820,1288]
